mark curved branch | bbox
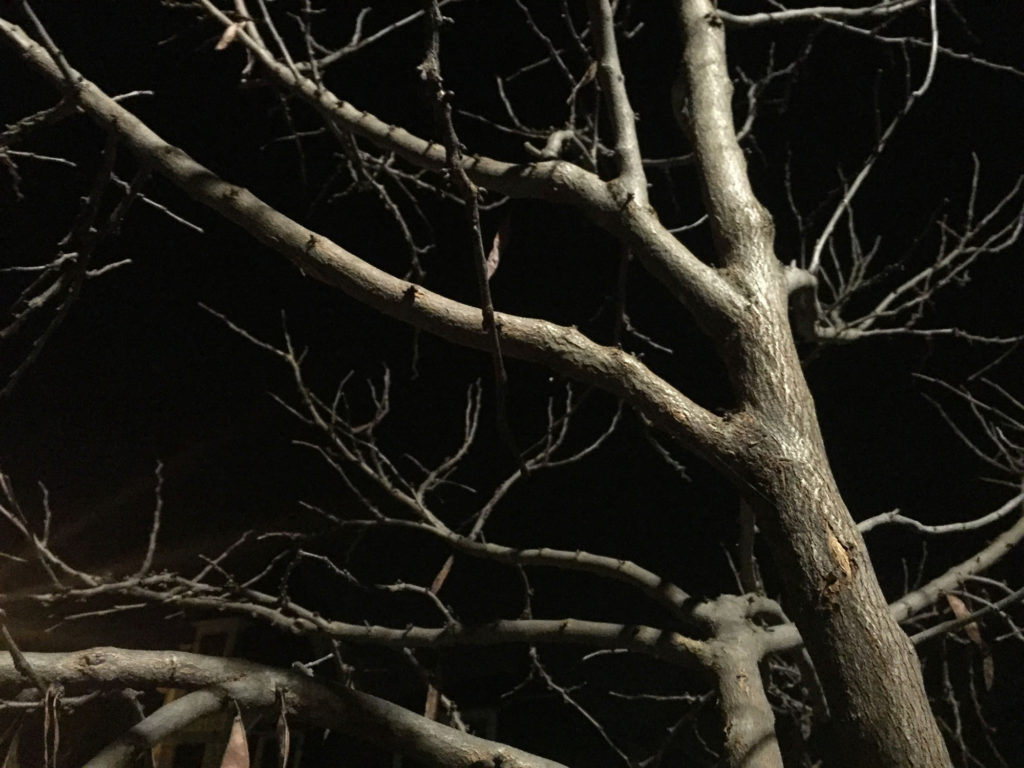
[858,490,1024,535]
[0,648,569,768]
[188,1,742,331]
[85,686,230,768]
[131,581,710,668]
[361,518,697,626]
[11,567,708,668]
[763,509,1024,654]
[889,510,1024,624]
[718,0,926,28]
[0,16,741,468]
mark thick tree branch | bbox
[4,6,1017,765]
[0,648,569,768]
[673,0,775,272]
[188,1,743,332]
[0,15,743,468]
[694,596,783,768]
[66,579,710,669]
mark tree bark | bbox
[672,2,951,764]
[698,596,784,768]
[0,7,956,765]
[698,165,950,768]
[0,649,568,768]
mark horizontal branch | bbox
[0,648,569,768]
[859,489,1024,534]
[120,580,708,668]
[365,518,697,626]
[718,0,926,27]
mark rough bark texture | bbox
[698,216,947,765]
[698,597,784,768]
[672,2,952,764]
[0,4,959,766]
[0,649,568,768]
[735,371,949,768]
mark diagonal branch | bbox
[763,504,1024,654]
[348,518,697,627]
[807,0,940,276]
[0,649,570,768]
[889,507,1024,624]
[188,1,742,331]
[0,15,738,468]
[419,0,523,471]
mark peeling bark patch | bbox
[827,532,852,580]
[822,530,855,603]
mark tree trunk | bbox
[720,259,950,767]
[671,0,952,762]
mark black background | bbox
[2,1,1024,764]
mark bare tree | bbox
[2,2,1023,767]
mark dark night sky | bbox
[2,1,1024,760]
[1,0,1022,591]
[0,0,1021,594]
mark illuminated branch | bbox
[0,649,571,768]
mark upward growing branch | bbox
[586,0,649,206]
[418,0,523,471]
[674,0,774,271]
